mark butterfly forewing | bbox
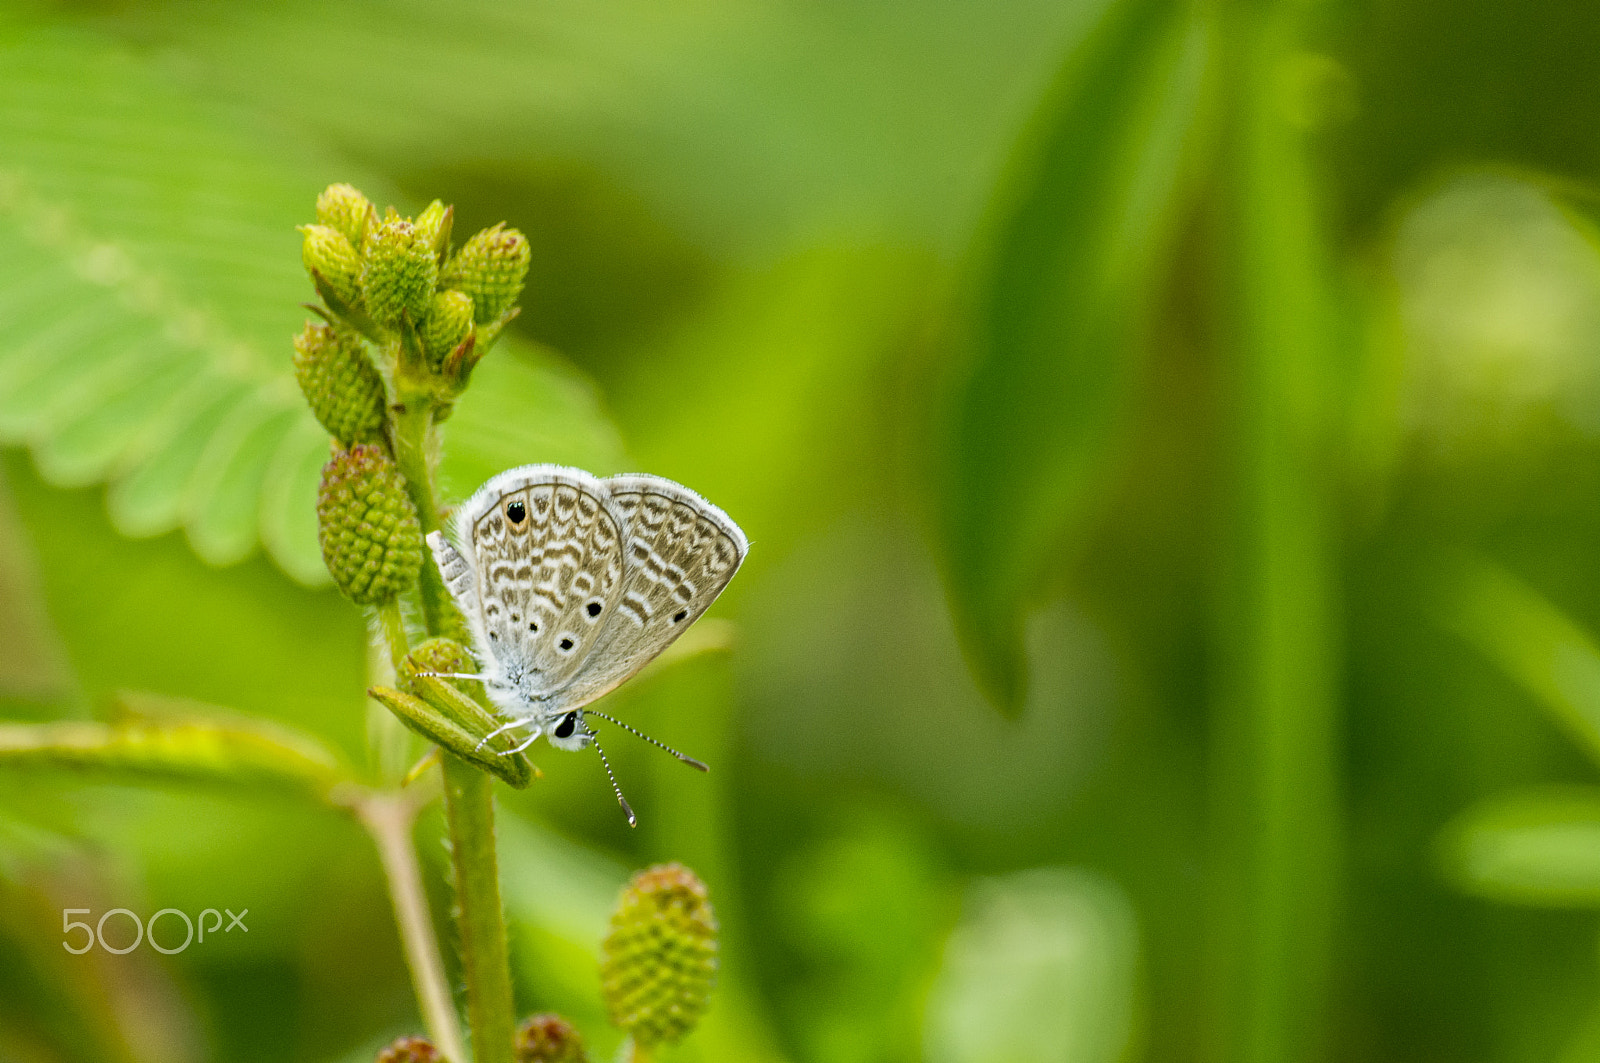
[465,472,626,693]
[548,474,747,709]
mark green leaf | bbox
[932,0,1212,711]
[258,415,335,587]
[0,27,626,587]
[106,0,1095,258]
[184,400,299,566]
[1439,788,1600,907]
[1432,550,1600,768]
[0,714,350,803]
[440,339,630,495]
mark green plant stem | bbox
[389,336,515,1063]
[1205,5,1341,1063]
[388,397,455,633]
[370,582,469,1059]
[359,793,467,1063]
[378,597,410,668]
[627,1037,654,1063]
[441,752,517,1063]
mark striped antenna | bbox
[582,709,709,772]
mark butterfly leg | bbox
[505,730,543,755]
[474,718,528,752]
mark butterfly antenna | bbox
[589,732,637,828]
[583,710,709,772]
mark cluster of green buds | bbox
[601,864,719,1054]
[296,183,530,612]
[300,183,530,396]
[298,182,536,778]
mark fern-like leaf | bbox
[0,29,625,586]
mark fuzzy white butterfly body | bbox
[426,465,747,803]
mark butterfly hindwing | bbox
[547,473,747,710]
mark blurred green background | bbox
[5,0,1600,1061]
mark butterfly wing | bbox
[453,465,629,695]
[547,473,748,710]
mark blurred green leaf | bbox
[0,714,349,802]
[0,467,72,707]
[924,868,1140,1063]
[933,0,1212,711]
[99,0,1087,258]
[1439,788,1600,907]
[439,341,629,494]
[0,27,626,587]
[1433,550,1600,768]
[775,815,952,1063]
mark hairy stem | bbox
[441,753,517,1063]
[389,395,465,641]
[389,337,515,1063]
[360,794,467,1063]
[377,597,410,668]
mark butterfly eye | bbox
[553,713,577,739]
[506,500,526,524]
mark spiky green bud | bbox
[316,183,377,249]
[399,637,477,695]
[441,223,530,323]
[515,1014,589,1063]
[363,217,439,328]
[375,1037,439,1063]
[293,322,386,445]
[421,289,474,364]
[300,224,363,308]
[317,444,423,605]
[414,199,453,260]
[600,863,718,1048]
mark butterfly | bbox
[425,464,748,824]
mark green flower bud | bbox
[420,289,474,364]
[441,223,530,323]
[363,217,439,328]
[375,1036,439,1063]
[317,444,423,605]
[516,1014,589,1063]
[368,680,536,789]
[293,322,386,445]
[414,199,454,260]
[300,224,363,308]
[399,637,477,694]
[600,864,718,1048]
[316,183,377,249]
